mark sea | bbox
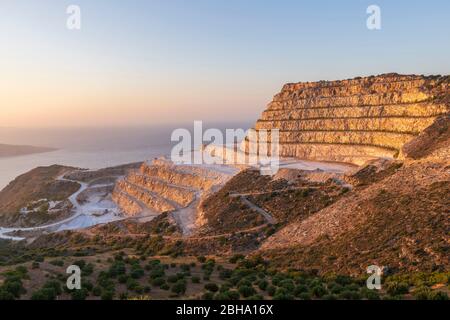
[0,122,251,191]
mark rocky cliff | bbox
[243,74,449,165]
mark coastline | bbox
[0,144,58,158]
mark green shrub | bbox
[151,277,166,287]
[219,284,231,293]
[339,290,361,300]
[130,267,144,279]
[247,294,264,300]
[219,269,233,280]
[311,285,327,298]
[328,283,343,294]
[180,264,190,272]
[118,274,128,284]
[119,292,128,300]
[31,288,57,300]
[149,268,165,279]
[267,285,276,296]
[258,280,268,291]
[298,292,312,300]
[82,279,93,292]
[92,286,102,296]
[413,286,431,300]
[202,292,214,300]
[160,284,170,290]
[334,275,353,286]
[82,263,94,276]
[214,291,231,300]
[171,280,187,295]
[229,254,245,264]
[345,283,360,292]
[279,279,295,292]
[430,291,449,300]
[386,282,409,296]
[204,283,219,293]
[191,276,201,284]
[294,285,308,297]
[0,289,15,300]
[126,278,139,291]
[271,274,287,287]
[361,288,380,300]
[1,278,26,298]
[273,287,294,300]
[238,285,256,298]
[238,279,252,287]
[49,259,64,267]
[15,266,28,277]
[43,280,62,295]
[97,273,115,291]
[228,290,240,300]
[101,290,114,300]
[108,261,126,277]
[71,288,88,300]
[73,259,86,270]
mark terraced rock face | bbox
[243,74,449,165]
[112,158,237,230]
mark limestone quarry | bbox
[1,73,448,276]
[243,73,449,165]
[112,158,239,234]
[109,74,448,245]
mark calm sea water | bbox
[0,123,251,190]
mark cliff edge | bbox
[243,73,449,165]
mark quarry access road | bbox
[228,186,320,198]
[238,196,277,224]
[229,193,277,225]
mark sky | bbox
[0,0,449,128]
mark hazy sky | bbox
[1,0,449,128]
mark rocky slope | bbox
[242,74,449,165]
[258,124,449,274]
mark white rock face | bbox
[242,74,449,165]
[112,157,239,235]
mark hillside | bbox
[191,74,450,274]
[0,73,448,300]
[0,165,80,226]
[259,158,449,274]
